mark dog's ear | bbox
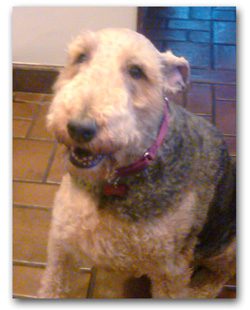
[161,50,190,96]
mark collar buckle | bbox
[143,151,153,161]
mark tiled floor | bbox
[13,91,236,299]
[13,92,95,298]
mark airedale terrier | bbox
[39,28,236,299]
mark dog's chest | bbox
[78,212,175,272]
[54,175,196,273]
[76,192,196,273]
[99,161,184,221]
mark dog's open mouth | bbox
[69,147,105,169]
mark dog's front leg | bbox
[150,273,191,299]
[150,259,192,299]
[38,234,80,298]
[38,174,95,298]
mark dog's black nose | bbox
[67,118,97,143]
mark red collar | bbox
[103,97,169,197]
[115,97,169,178]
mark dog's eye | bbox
[75,53,88,64]
[128,65,145,80]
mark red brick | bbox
[215,100,236,135]
[192,68,236,84]
[224,136,236,156]
[215,85,236,101]
[187,83,212,114]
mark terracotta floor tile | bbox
[14,92,44,102]
[47,144,66,183]
[13,101,39,119]
[13,119,31,138]
[13,264,91,298]
[13,181,59,208]
[13,207,51,262]
[13,139,54,181]
[13,265,44,297]
[29,103,54,140]
[41,93,54,103]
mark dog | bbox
[38,28,236,298]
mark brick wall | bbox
[138,7,236,156]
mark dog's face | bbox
[47,28,189,181]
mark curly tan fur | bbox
[39,28,236,299]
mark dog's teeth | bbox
[70,148,104,168]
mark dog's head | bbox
[47,28,190,181]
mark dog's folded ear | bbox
[161,50,190,96]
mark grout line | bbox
[13,178,61,185]
[42,141,58,183]
[25,104,42,138]
[13,259,92,273]
[182,90,188,108]
[210,17,215,70]
[13,179,60,186]
[191,80,236,86]
[13,178,45,184]
[215,98,236,102]
[223,133,236,137]
[86,267,97,298]
[13,99,43,105]
[13,294,38,299]
[13,259,47,268]
[195,113,212,117]
[224,284,236,291]
[80,267,93,273]
[13,116,33,121]
[13,204,51,211]
[13,136,55,143]
[44,180,61,185]
[13,178,47,184]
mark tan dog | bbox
[39,28,236,298]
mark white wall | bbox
[12,7,137,66]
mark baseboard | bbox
[13,63,62,94]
